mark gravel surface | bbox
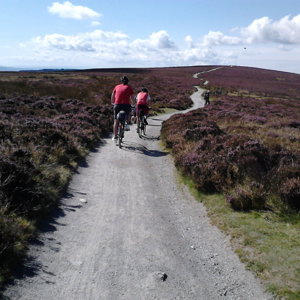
[3,87,273,300]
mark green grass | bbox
[177,173,300,300]
[0,210,35,287]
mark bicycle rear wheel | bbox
[142,117,146,135]
[118,122,124,148]
[137,119,142,138]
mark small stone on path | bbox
[155,272,168,282]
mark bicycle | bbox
[116,110,127,148]
[137,110,147,138]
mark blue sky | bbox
[1,0,300,73]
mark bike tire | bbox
[118,123,123,148]
[142,118,146,135]
[137,120,142,138]
[118,135,122,148]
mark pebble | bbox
[155,272,168,282]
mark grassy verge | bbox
[179,174,300,300]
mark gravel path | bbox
[3,87,272,300]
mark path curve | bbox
[3,80,272,300]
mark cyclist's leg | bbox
[114,119,119,137]
[145,105,149,117]
[127,105,133,124]
[136,105,141,131]
[139,105,148,125]
[143,105,149,125]
[113,105,122,139]
[131,106,137,124]
[124,104,131,130]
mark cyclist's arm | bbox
[111,91,115,105]
[130,94,134,105]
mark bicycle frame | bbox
[116,110,127,148]
[137,111,146,138]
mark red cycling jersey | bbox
[112,84,134,104]
[136,91,150,105]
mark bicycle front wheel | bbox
[142,119,146,135]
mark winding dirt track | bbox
[3,87,272,300]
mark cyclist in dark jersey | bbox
[111,76,134,141]
[204,90,210,105]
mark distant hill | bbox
[0,66,21,71]
[23,68,80,72]
[0,66,79,72]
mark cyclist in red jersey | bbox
[111,76,134,141]
[136,87,151,128]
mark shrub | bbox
[162,69,300,212]
[0,208,34,281]
[183,121,223,141]
[226,182,266,211]
[0,93,115,286]
[280,178,300,210]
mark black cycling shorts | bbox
[136,104,149,116]
[114,104,132,120]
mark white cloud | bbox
[48,1,101,20]
[133,31,176,50]
[202,31,241,47]
[149,31,176,49]
[242,14,300,44]
[34,33,96,52]
[33,30,128,53]
[278,44,292,51]
[26,29,219,67]
[185,35,194,48]
[10,14,300,73]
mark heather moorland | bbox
[0,66,205,287]
[162,66,300,299]
[1,65,299,299]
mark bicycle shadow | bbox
[146,123,161,127]
[150,118,165,122]
[121,141,168,157]
[138,134,160,141]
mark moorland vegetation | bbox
[1,65,299,299]
[0,66,202,287]
[161,66,300,299]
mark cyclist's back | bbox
[111,76,134,141]
[135,87,150,129]
[113,84,134,105]
[136,90,149,106]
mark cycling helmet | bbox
[141,87,148,92]
[120,76,129,84]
